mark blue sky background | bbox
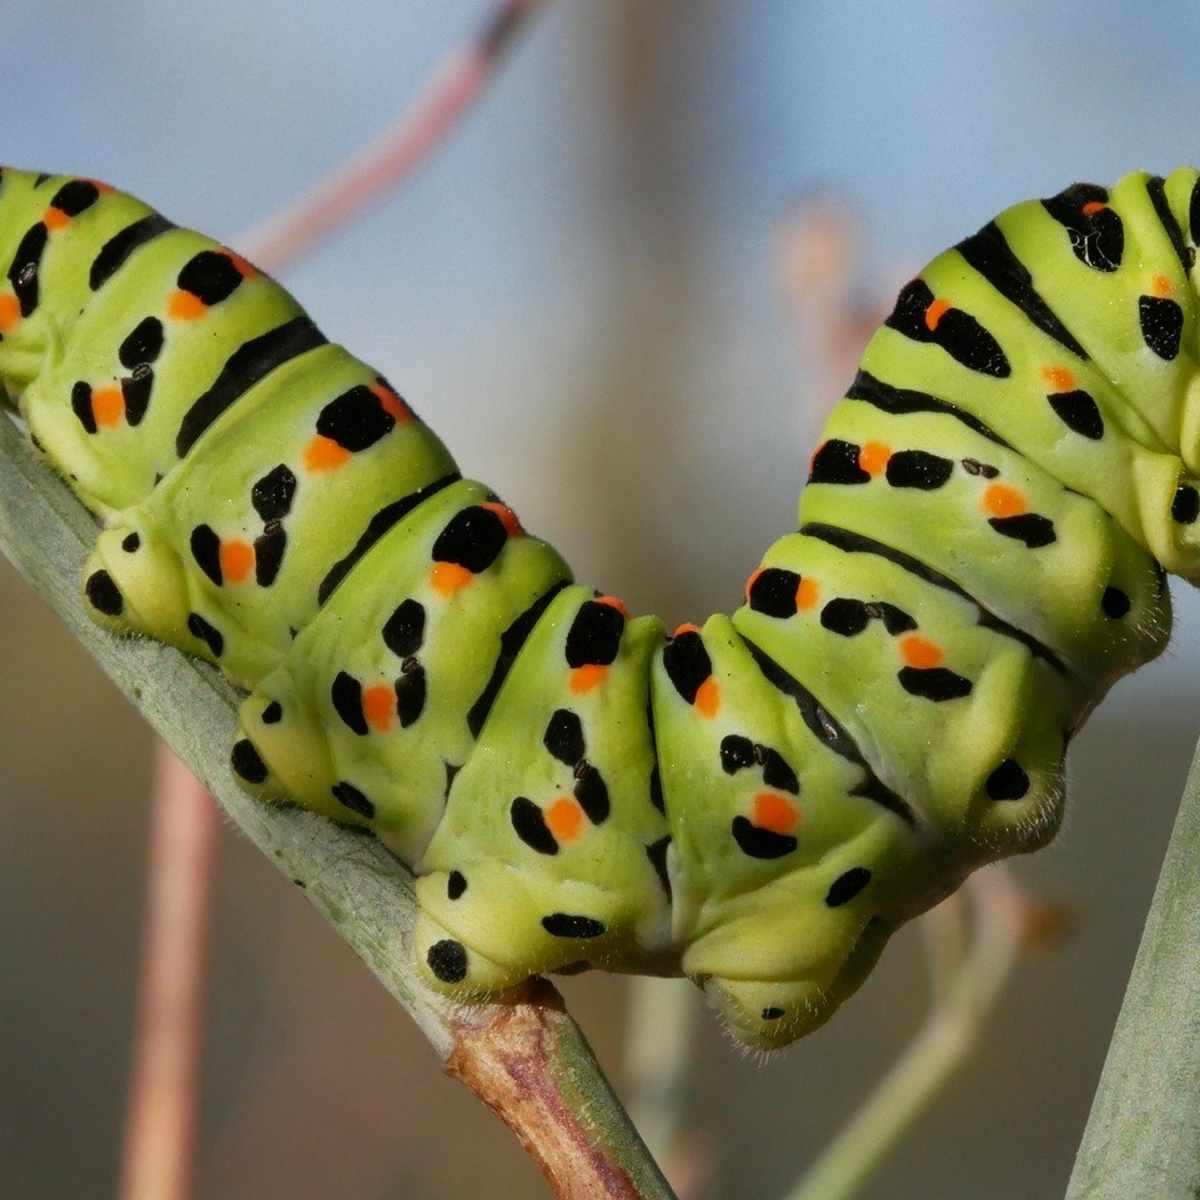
[5,3,1200,1197]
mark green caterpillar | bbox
[1,164,1194,1050]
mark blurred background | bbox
[3,1,1200,1196]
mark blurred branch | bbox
[785,866,1033,1200]
[0,414,675,1200]
[236,0,550,272]
[623,977,712,1199]
[1065,730,1200,1199]
[118,744,217,1200]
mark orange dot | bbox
[1081,200,1105,216]
[858,441,891,476]
[221,248,258,279]
[1151,274,1173,298]
[674,622,701,638]
[1039,364,1075,392]
[924,297,952,332]
[982,482,1027,518]
[168,289,207,320]
[430,561,474,597]
[795,577,819,610]
[43,207,69,232]
[362,684,395,732]
[91,387,124,428]
[570,664,608,694]
[594,594,629,618]
[303,434,351,472]
[808,440,827,475]
[695,676,720,718]
[546,796,584,842]
[0,294,20,332]
[744,568,763,604]
[753,792,799,835]
[219,539,255,583]
[480,501,522,538]
[86,179,114,195]
[370,380,410,424]
[900,634,943,669]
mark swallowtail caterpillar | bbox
[0,165,1194,1050]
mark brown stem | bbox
[236,0,550,272]
[447,978,675,1199]
[118,743,218,1200]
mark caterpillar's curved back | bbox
[0,164,1194,1048]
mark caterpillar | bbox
[0,165,1194,1052]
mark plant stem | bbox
[786,867,1026,1200]
[118,744,217,1200]
[1065,731,1200,1199]
[623,976,711,1197]
[236,0,550,272]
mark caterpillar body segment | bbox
[4,163,1199,1050]
[237,478,573,863]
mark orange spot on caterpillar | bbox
[1151,274,1173,298]
[695,676,720,718]
[569,664,608,694]
[303,435,351,472]
[808,440,827,475]
[858,441,891,476]
[168,289,207,320]
[546,796,584,842]
[362,684,395,732]
[924,297,952,331]
[430,561,474,597]
[744,568,763,605]
[91,387,124,429]
[0,294,20,332]
[1039,364,1076,392]
[900,634,943,669]
[42,207,69,232]
[674,622,702,638]
[1081,200,1105,216]
[221,248,258,279]
[983,482,1028,518]
[594,594,629,618]
[219,539,255,584]
[753,792,799,835]
[370,380,411,424]
[86,179,114,195]
[479,501,523,538]
[795,577,819,610]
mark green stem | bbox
[1065,730,1200,1199]
[786,868,1025,1200]
[0,414,674,1200]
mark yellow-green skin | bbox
[1,165,1194,1050]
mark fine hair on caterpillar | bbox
[1,164,1197,1051]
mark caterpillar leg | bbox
[81,520,189,640]
[684,845,900,1051]
[413,864,603,995]
[231,671,349,818]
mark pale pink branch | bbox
[118,743,219,1200]
[776,194,906,412]
[236,0,550,273]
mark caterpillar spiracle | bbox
[0,165,1194,1050]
